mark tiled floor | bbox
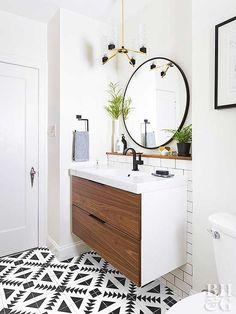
[0,248,179,314]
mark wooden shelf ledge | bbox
[106,152,192,161]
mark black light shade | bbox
[102,55,108,64]
[140,46,147,54]
[130,58,136,66]
[160,70,166,78]
[150,63,156,70]
[108,43,116,50]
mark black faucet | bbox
[124,148,144,171]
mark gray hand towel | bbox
[141,132,156,147]
[73,131,89,162]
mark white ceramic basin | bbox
[69,165,187,194]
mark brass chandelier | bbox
[150,62,174,78]
[102,0,147,66]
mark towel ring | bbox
[76,115,89,132]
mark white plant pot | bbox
[111,119,120,152]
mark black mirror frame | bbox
[122,57,190,150]
[214,16,236,110]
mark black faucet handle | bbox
[138,154,144,165]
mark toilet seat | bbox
[168,292,236,314]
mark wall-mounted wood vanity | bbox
[72,176,141,284]
[71,167,187,287]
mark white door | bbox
[156,89,176,143]
[0,62,39,257]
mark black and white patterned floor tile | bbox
[0,248,179,314]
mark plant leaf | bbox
[163,124,192,143]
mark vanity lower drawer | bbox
[72,176,141,240]
[72,205,141,286]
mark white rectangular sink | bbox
[70,164,187,285]
[69,165,187,194]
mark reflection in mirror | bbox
[123,57,189,149]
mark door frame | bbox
[0,54,47,248]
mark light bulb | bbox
[139,24,147,48]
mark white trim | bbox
[47,237,90,261]
[0,53,48,248]
[190,289,198,295]
[0,54,46,70]
[38,59,48,247]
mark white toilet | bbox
[168,212,236,313]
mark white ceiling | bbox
[0,0,151,23]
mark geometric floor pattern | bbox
[0,248,180,314]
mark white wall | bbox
[0,10,47,62]
[192,0,236,292]
[113,0,193,297]
[48,12,61,244]
[47,9,117,252]
[0,10,48,246]
[116,0,192,153]
[47,1,193,261]
[60,9,117,247]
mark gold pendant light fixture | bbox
[102,0,147,66]
[150,62,174,78]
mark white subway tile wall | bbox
[107,155,193,297]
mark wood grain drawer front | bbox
[72,176,141,240]
[72,205,141,286]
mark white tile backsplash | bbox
[187,180,193,192]
[187,242,192,254]
[169,168,184,176]
[184,170,192,180]
[176,160,192,170]
[166,281,183,297]
[159,277,167,286]
[180,263,193,275]
[187,232,192,244]
[187,252,192,264]
[187,211,193,223]
[147,158,161,167]
[187,222,192,233]
[187,191,193,202]
[139,165,155,173]
[107,154,193,297]
[175,277,191,294]
[160,158,176,168]
[171,268,184,280]
[187,201,193,213]
[142,157,150,165]
[154,166,168,171]
[163,273,175,285]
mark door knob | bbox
[207,229,221,239]
[30,167,36,188]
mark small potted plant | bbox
[105,82,133,152]
[164,124,192,157]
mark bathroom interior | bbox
[0,0,236,313]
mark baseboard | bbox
[47,236,90,261]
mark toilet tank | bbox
[209,213,236,297]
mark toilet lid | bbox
[168,292,236,314]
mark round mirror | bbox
[122,57,190,149]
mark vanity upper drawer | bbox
[72,176,141,240]
[72,205,141,286]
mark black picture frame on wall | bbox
[215,16,236,109]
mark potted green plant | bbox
[105,82,133,152]
[164,124,192,157]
